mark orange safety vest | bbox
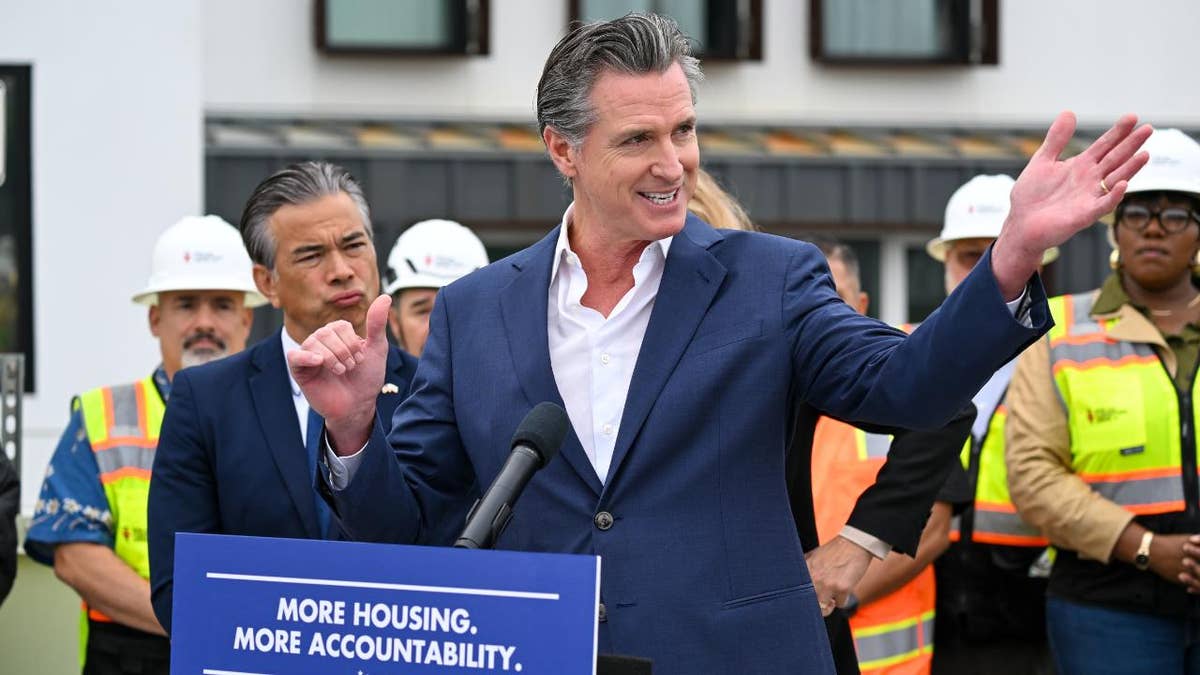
[813,417,935,675]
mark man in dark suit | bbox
[147,162,418,634]
[289,14,1150,674]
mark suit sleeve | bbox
[844,404,976,555]
[0,448,18,606]
[785,243,1049,430]
[328,289,476,546]
[148,369,221,634]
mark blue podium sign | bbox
[170,533,600,674]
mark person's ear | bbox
[543,126,579,180]
[253,264,281,309]
[148,305,161,338]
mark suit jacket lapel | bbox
[604,218,727,490]
[499,228,603,496]
[249,332,320,538]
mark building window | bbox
[0,66,33,391]
[570,0,763,60]
[316,0,489,55]
[810,0,998,65]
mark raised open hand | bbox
[992,112,1153,298]
[287,293,392,452]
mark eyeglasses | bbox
[1118,205,1200,234]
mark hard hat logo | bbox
[185,251,225,264]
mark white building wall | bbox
[204,0,1200,128]
[1,0,204,513]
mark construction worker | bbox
[1007,129,1200,673]
[811,240,973,675]
[24,215,261,674]
[383,218,489,356]
[928,175,1059,675]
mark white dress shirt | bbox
[548,205,670,483]
[281,329,314,445]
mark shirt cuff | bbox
[324,436,368,491]
[839,525,892,559]
[1006,285,1034,328]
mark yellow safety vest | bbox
[74,375,165,651]
[1047,293,1196,515]
[813,418,935,674]
[948,406,1049,547]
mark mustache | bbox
[183,330,227,352]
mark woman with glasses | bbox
[1006,128,1200,674]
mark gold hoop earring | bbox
[1110,249,1121,271]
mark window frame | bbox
[315,0,490,56]
[0,65,33,392]
[809,0,999,66]
[567,0,763,61]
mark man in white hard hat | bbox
[929,175,1058,675]
[25,215,260,675]
[147,162,423,635]
[384,219,490,356]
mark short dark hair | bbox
[812,238,861,284]
[239,161,373,269]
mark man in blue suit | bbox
[147,162,418,634]
[291,14,1152,674]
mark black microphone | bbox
[454,402,569,549]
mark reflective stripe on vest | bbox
[854,610,935,674]
[75,375,164,625]
[811,417,936,674]
[1047,293,1193,516]
[948,405,1049,547]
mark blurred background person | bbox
[687,168,755,231]
[928,175,1058,675]
[383,218,489,357]
[148,162,420,634]
[0,444,17,607]
[23,216,259,675]
[812,240,973,675]
[1007,129,1200,673]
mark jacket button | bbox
[594,511,614,531]
[598,602,608,623]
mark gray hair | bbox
[239,161,373,269]
[536,12,703,148]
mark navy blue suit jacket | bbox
[328,216,1050,673]
[147,330,416,633]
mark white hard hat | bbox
[927,174,1059,265]
[1125,128,1200,200]
[132,215,266,307]
[1102,129,1200,230]
[384,219,489,295]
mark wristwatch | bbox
[1134,531,1154,571]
